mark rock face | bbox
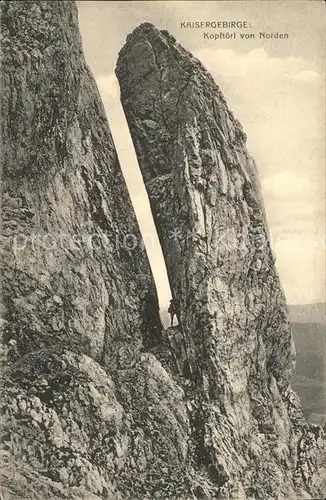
[1,4,324,498]
[116,23,325,499]
[1,2,163,370]
[0,4,189,499]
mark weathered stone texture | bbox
[116,23,325,499]
[1,4,324,498]
[0,4,193,499]
[0,2,162,368]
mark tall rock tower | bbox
[116,23,325,499]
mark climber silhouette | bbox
[168,298,178,327]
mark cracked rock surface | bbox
[116,23,326,499]
[0,3,193,499]
[1,2,162,369]
[1,3,325,499]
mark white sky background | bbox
[77,1,325,307]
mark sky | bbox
[77,0,325,308]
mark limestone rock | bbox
[1,347,192,499]
[0,2,162,369]
[0,3,192,499]
[116,23,325,498]
[1,3,324,498]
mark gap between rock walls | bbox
[101,84,180,330]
